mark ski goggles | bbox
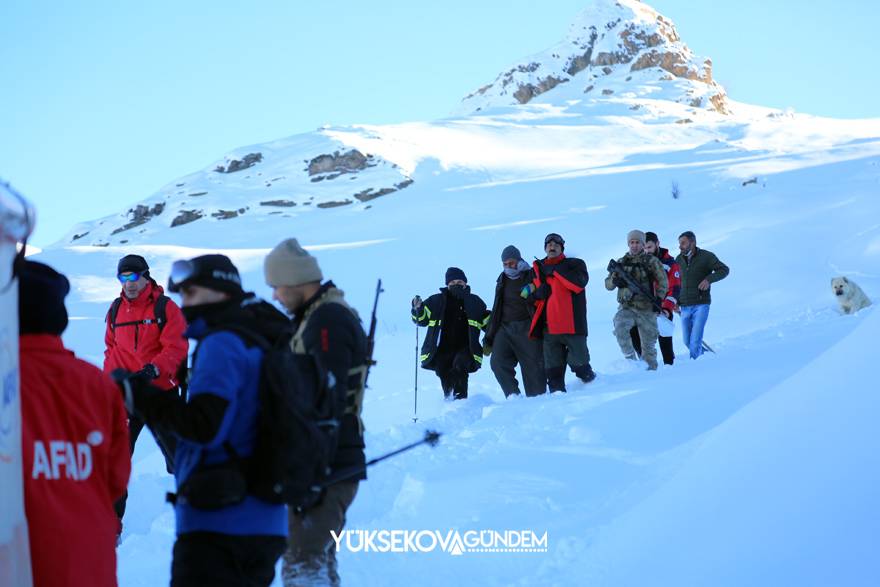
[167,260,196,293]
[117,272,142,283]
[544,233,565,246]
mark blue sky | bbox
[2,0,878,247]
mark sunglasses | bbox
[117,272,141,283]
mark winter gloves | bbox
[520,283,551,300]
[135,363,160,381]
[481,339,493,356]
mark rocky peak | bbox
[459,0,729,115]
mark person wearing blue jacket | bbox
[118,254,289,587]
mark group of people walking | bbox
[18,239,366,586]
[15,226,728,586]
[413,229,729,398]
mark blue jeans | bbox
[680,304,710,359]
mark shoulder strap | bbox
[106,298,123,329]
[155,295,170,331]
[108,294,171,330]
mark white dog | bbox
[831,276,872,314]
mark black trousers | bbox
[630,327,675,365]
[114,411,178,521]
[433,349,471,400]
[490,320,546,397]
[171,532,286,587]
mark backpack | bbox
[219,324,339,510]
[107,294,190,393]
[107,293,171,332]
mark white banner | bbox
[0,181,34,586]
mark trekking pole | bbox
[413,322,420,423]
[701,340,716,354]
[318,430,442,489]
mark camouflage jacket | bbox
[604,251,668,311]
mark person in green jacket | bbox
[674,231,729,359]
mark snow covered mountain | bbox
[458,0,729,116]
[32,0,880,585]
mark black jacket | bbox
[484,271,535,344]
[412,287,489,373]
[527,256,589,338]
[291,282,367,479]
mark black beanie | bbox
[168,254,244,295]
[117,254,149,275]
[445,267,467,285]
[19,260,70,335]
[645,231,659,244]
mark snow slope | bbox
[27,0,880,585]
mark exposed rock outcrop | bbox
[214,152,263,173]
[110,203,165,235]
[171,210,203,227]
[307,150,373,177]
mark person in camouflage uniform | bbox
[605,230,669,370]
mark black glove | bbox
[135,363,160,381]
[542,264,556,276]
[612,276,627,288]
[532,283,552,300]
[661,307,673,320]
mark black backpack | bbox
[107,293,173,329]
[221,325,339,510]
[107,294,189,392]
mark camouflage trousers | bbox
[613,306,660,369]
[282,481,359,587]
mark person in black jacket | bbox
[412,267,490,400]
[483,245,546,397]
[264,238,367,587]
[523,233,596,392]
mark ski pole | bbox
[414,322,420,422]
[701,340,716,354]
[318,430,442,489]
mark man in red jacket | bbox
[19,260,131,587]
[103,254,187,527]
[523,233,596,392]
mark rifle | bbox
[363,279,384,388]
[610,260,717,353]
[607,259,664,313]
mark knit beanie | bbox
[264,238,323,288]
[627,230,646,245]
[645,231,659,244]
[168,254,244,295]
[117,254,150,278]
[501,245,522,262]
[19,260,70,335]
[445,267,467,284]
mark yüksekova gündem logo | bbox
[331,529,548,556]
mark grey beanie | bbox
[501,245,522,262]
[264,238,323,287]
[627,230,646,245]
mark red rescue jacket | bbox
[528,254,590,338]
[21,334,131,587]
[103,281,188,390]
[657,247,682,312]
